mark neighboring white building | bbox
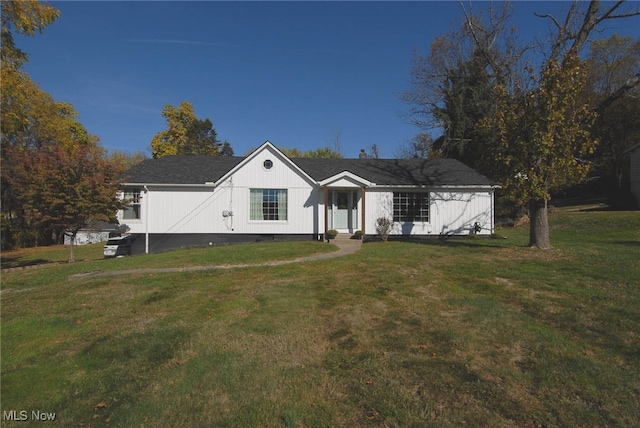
[626,142,640,206]
[63,221,119,246]
[119,141,499,254]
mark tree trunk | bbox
[528,199,552,249]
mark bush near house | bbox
[375,217,393,242]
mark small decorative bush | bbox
[352,230,364,240]
[375,217,393,242]
[326,229,338,240]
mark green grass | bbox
[1,239,337,270]
[1,241,336,291]
[1,210,639,427]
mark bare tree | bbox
[331,128,343,156]
[395,133,435,159]
[368,144,380,159]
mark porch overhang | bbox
[319,171,374,188]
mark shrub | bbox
[326,229,338,240]
[352,230,364,240]
[375,218,393,242]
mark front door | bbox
[330,190,359,232]
[334,191,350,229]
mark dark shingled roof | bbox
[122,155,493,187]
[121,156,244,184]
[291,158,492,186]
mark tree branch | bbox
[533,12,563,31]
[458,1,509,83]
[594,73,640,114]
[537,1,639,62]
[594,1,627,23]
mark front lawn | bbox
[1,210,639,426]
[1,240,337,292]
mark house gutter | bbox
[125,182,216,188]
[368,184,499,190]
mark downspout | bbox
[361,187,366,235]
[324,187,329,241]
[144,185,149,254]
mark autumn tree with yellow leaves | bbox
[1,1,126,258]
[150,101,223,158]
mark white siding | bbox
[217,146,319,234]
[430,191,493,235]
[365,188,494,236]
[148,187,223,234]
[122,184,494,237]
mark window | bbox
[263,159,273,170]
[393,192,429,222]
[250,189,287,221]
[123,190,141,220]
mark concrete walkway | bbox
[68,237,362,280]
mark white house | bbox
[625,142,640,206]
[118,141,498,254]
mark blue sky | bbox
[15,1,640,158]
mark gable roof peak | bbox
[215,140,317,186]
